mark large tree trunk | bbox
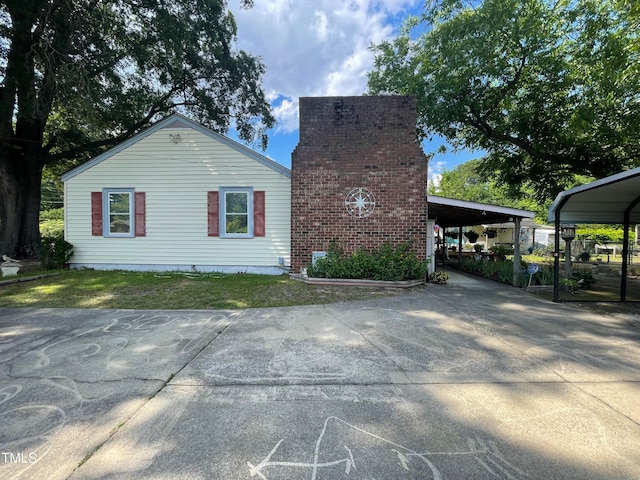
[0,148,43,259]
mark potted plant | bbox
[473,244,483,253]
[464,230,479,243]
[490,244,511,261]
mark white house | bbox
[61,114,291,274]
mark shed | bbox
[61,114,291,274]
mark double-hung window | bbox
[220,187,253,238]
[105,189,134,237]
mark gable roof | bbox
[60,113,290,182]
[547,167,640,224]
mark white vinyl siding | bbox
[64,124,290,271]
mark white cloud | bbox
[428,160,446,189]
[229,0,420,133]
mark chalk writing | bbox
[247,416,530,480]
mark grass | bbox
[0,269,409,309]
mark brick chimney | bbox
[291,96,429,273]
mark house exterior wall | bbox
[64,123,290,273]
[290,96,428,272]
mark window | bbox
[207,189,265,238]
[220,187,253,238]
[91,189,145,237]
[106,190,134,236]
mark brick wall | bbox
[291,96,429,272]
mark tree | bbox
[429,159,500,205]
[429,159,550,220]
[576,225,631,262]
[368,0,640,203]
[0,0,273,258]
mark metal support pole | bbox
[553,214,561,302]
[512,217,521,287]
[564,239,572,279]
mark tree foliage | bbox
[0,0,273,257]
[368,0,640,203]
[429,159,550,221]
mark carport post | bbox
[512,217,521,287]
[553,213,561,302]
[621,195,640,301]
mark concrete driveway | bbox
[1,270,640,479]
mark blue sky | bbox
[228,0,483,184]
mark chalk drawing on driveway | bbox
[247,416,531,480]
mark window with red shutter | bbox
[93,189,145,237]
[211,188,265,238]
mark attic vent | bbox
[164,120,190,129]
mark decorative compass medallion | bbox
[345,187,376,218]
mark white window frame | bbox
[220,187,254,238]
[103,188,135,238]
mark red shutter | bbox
[134,192,146,237]
[91,192,102,236]
[208,191,219,236]
[254,191,265,237]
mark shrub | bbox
[40,208,64,221]
[40,208,64,238]
[489,244,513,257]
[38,237,73,270]
[429,271,449,284]
[306,242,427,281]
[577,251,591,262]
[40,219,64,238]
[560,278,580,294]
[572,271,596,288]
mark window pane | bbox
[226,214,248,234]
[109,193,131,214]
[226,192,248,214]
[110,215,131,233]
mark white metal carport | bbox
[548,167,640,302]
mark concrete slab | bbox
[72,383,640,480]
[0,308,237,479]
[2,270,640,479]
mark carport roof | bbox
[427,195,535,228]
[548,167,640,224]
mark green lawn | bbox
[0,270,407,309]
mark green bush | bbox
[40,208,64,238]
[40,219,64,238]
[40,208,64,221]
[461,257,560,288]
[560,277,580,294]
[306,242,427,281]
[429,271,449,284]
[38,237,73,270]
[572,271,596,288]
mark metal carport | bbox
[548,167,640,302]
